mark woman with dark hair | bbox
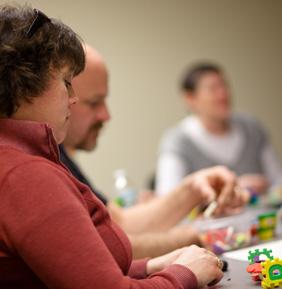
[0,5,234,289]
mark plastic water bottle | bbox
[113,169,138,207]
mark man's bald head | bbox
[64,45,110,151]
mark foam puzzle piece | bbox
[261,258,282,289]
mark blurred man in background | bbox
[156,63,282,197]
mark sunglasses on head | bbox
[26,9,51,38]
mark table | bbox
[214,239,282,288]
[185,207,282,288]
[212,258,256,289]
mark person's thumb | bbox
[200,181,216,203]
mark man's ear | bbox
[183,91,196,111]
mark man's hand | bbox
[183,166,249,215]
[238,174,268,194]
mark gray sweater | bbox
[159,114,267,176]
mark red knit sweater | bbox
[0,119,198,289]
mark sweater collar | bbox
[0,118,59,162]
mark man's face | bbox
[186,72,231,122]
[65,61,110,151]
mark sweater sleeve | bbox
[0,161,198,289]
[128,259,149,279]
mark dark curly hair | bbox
[0,4,85,117]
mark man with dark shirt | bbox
[60,145,107,205]
[61,45,249,258]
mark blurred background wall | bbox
[11,0,282,195]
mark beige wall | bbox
[11,0,282,195]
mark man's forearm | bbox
[129,225,201,259]
[108,178,202,234]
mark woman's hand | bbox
[146,248,185,275]
[147,245,224,288]
[172,245,223,288]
